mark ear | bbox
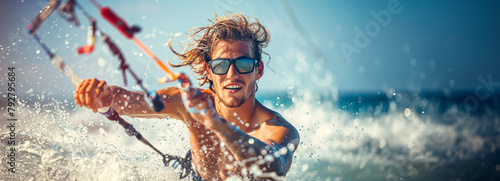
[256,61,264,80]
[206,62,213,80]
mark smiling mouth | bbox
[224,85,242,91]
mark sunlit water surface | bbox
[1,89,499,180]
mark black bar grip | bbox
[99,107,137,136]
[146,91,164,112]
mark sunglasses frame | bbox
[208,56,258,75]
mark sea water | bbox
[1,0,499,179]
[1,88,499,180]
[277,90,500,180]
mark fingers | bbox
[181,89,213,113]
[86,78,99,109]
[176,73,191,90]
[74,80,83,107]
[96,80,107,95]
[77,79,89,108]
[183,89,203,106]
[74,90,81,107]
[74,78,110,112]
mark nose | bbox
[226,63,239,78]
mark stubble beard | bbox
[215,81,255,108]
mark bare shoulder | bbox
[256,104,300,146]
[156,86,181,96]
[156,87,213,98]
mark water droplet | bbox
[404,108,411,117]
[264,155,274,162]
[428,58,435,67]
[301,164,309,171]
[410,58,417,66]
[287,143,295,152]
[97,58,106,67]
[248,138,254,144]
[379,140,387,149]
[419,72,425,80]
[449,80,455,88]
[99,128,106,135]
[279,147,287,155]
[328,42,335,49]
[407,141,414,148]
[358,65,365,74]
[273,152,280,158]
[403,44,410,53]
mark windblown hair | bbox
[168,13,271,87]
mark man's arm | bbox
[74,78,185,120]
[180,86,300,178]
[109,86,185,120]
[212,116,300,178]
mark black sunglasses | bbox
[208,56,257,75]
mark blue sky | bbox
[1,0,499,94]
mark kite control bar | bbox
[27,0,195,178]
[88,0,192,112]
[100,6,140,39]
[89,0,178,81]
[29,29,192,179]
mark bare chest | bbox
[188,127,239,179]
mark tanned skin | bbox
[74,41,300,180]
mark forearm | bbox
[108,85,154,116]
[213,118,286,175]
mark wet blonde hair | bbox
[168,13,271,87]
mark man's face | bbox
[207,40,263,108]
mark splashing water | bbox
[2,85,499,180]
[0,97,187,180]
[267,89,500,180]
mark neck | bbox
[214,93,259,132]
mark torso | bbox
[186,122,234,179]
[181,102,276,179]
[176,89,294,180]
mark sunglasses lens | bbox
[210,58,256,75]
[210,59,230,74]
[235,58,255,73]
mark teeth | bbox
[225,85,242,89]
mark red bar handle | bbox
[100,7,133,39]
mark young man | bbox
[74,13,299,180]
